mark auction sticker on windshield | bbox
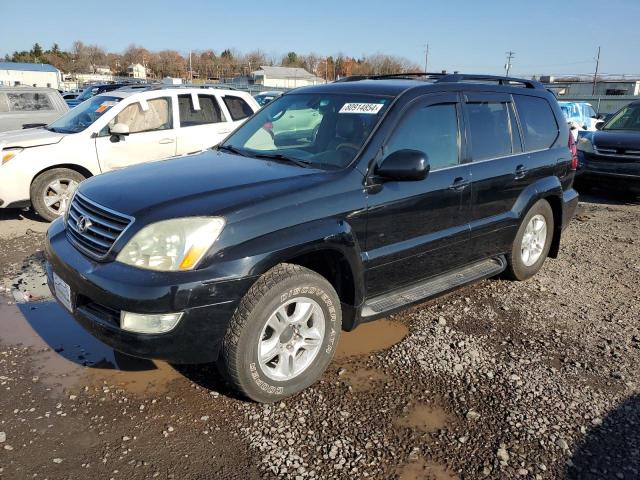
[339,103,384,114]
[95,101,118,113]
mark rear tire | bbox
[506,199,554,281]
[219,263,342,403]
[30,168,85,222]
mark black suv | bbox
[45,73,578,402]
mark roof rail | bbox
[436,74,544,89]
[115,83,239,92]
[335,72,445,82]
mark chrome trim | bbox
[65,192,135,261]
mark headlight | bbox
[117,217,225,271]
[1,148,23,164]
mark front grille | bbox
[594,146,640,159]
[66,192,133,259]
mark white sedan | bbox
[0,86,259,221]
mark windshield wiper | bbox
[251,152,313,168]
[217,144,248,157]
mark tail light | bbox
[568,132,578,170]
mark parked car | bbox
[45,74,578,402]
[65,83,130,108]
[559,101,603,140]
[254,90,283,106]
[62,92,80,101]
[0,86,259,220]
[0,87,68,133]
[575,100,640,196]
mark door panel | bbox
[95,97,176,171]
[176,93,232,154]
[364,94,472,296]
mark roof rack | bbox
[335,72,544,89]
[115,83,239,92]
[435,74,544,89]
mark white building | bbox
[251,66,324,88]
[127,63,147,79]
[0,62,62,89]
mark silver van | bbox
[0,87,68,132]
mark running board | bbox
[361,256,506,318]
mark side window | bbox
[222,96,254,121]
[513,95,559,151]
[465,101,513,161]
[385,102,460,171]
[112,97,172,134]
[178,94,225,127]
[7,92,53,112]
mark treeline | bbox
[4,42,421,80]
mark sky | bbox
[2,0,639,77]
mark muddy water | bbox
[340,368,389,393]
[0,300,180,395]
[395,403,451,433]
[336,319,409,358]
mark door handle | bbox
[159,138,175,144]
[515,165,527,179]
[449,177,470,191]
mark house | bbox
[94,65,112,75]
[251,66,325,88]
[0,62,62,89]
[127,63,147,79]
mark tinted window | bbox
[112,97,172,134]
[7,92,53,112]
[513,95,558,151]
[222,96,253,121]
[386,103,459,170]
[178,94,225,126]
[465,101,513,161]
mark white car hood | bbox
[0,127,66,150]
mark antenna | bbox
[505,51,515,76]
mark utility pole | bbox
[424,43,429,73]
[505,51,515,76]
[592,46,601,95]
[189,50,193,83]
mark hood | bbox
[78,150,331,218]
[593,130,640,151]
[0,127,65,149]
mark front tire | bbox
[506,199,554,281]
[220,263,342,403]
[30,168,85,222]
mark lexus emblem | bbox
[77,215,93,233]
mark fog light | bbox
[120,311,183,334]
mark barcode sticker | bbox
[339,103,383,114]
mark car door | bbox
[364,93,472,296]
[176,93,231,154]
[464,92,555,259]
[95,95,177,171]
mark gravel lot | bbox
[0,194,638,480]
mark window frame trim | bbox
[379,92,464,173]
[113,95,174,135]
[177,93,225,128]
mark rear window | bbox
[178,94,225,126]
[222,95,253,121]
[465,101,513,161]
[6,92,53,112]
[514,95,559,151]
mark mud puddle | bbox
[394,402,451,433]
[0,299,180,395]
[339,367,389,393]
[336,318,409,358]
[397,458,459,480]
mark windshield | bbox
[603,104,640,131]
[221,93,391,169]
[76,86,99,102]
[48,96,122,134]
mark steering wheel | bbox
[335,143,360,153]
[76,111,94,128]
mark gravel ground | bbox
[0,193,638,480]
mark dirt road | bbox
[0,194,638,479]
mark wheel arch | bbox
[30,163,94,188]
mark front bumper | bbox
[576,151,640,193]
[45,218,257,364]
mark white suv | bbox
[0,86,259,221]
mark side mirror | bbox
[376,149,430,181]
[109,123,129,143]
[595,121,605,130]
[596,113,606,120]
